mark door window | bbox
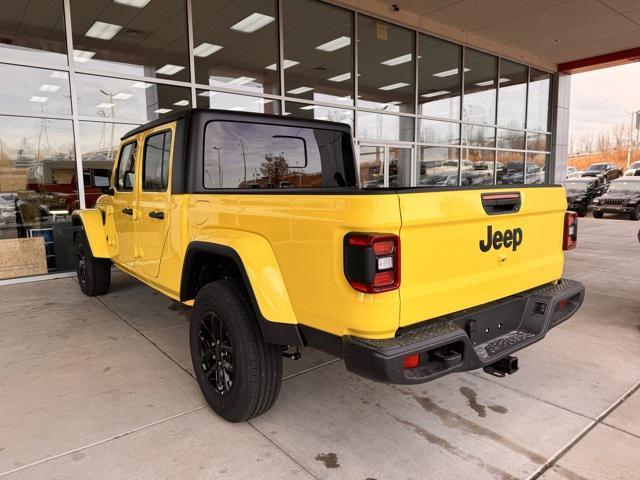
[143,131,172,191]
[116,141,138,191]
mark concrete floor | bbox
[0,217,639,480]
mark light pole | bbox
[625,108,640,168]
[212,146,223,187]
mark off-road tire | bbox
[75,230,111,296]
[577,203,588,217]
[592,210,604,219]
[630,205,640,221]
[189,280,282,422]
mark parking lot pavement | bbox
[0,217,638,480]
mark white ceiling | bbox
[347,0,640,71]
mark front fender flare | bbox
[71,210,110,258]
[181,230,302,346]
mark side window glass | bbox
[143,131,172,191]
[116,142,138,191]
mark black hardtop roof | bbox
[121,107,353,140]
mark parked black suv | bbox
[581,162,623,183]
[592,177,640,220]
[565,177,605,217]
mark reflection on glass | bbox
[462,124,495,147]
[357,111,414,142]
[416,146,459,187]
[497,60,527,129]
[461,149,495,186]
[70,0,190,81]
[284,102,353,129]
[497,128,525,149]
[359,146,384,188]
[76,75,191,123]
[525,153,547,184]
[0,0,67,65]
[463,49,497,125]
[192,0,279,95]
[419,119,460,145]
[389,147,412,187]
[283,0,353,105]
[527,132,550,152]
[203,121,354,189]
[79,121,136,206]
[418,35,461,120]
[497,151,525,184]
[528,69,551,132]
[0,115,76,277]
[0,64,71,115]
[197,90,280,115]
[358,15,415,113]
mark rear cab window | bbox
[203,121,356,189]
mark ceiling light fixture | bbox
[227,76,255,85]
[433,67,470,78]
[73,50,95,63]
[328,72,351,82]
[50,71,68,79]
[39,84,60,92]
[231,13,275,33]
[96,102,115,108]
[315,36,351,52]
[378,82,409,91]
[131,81,152,89]
[193,43,223,57]
[300,105,316,110]
[85,21,122,40]
[156,64,185,75]
[381,53,412,66]
[254,98,272,104]
[113,92,132,100]
[113,0,152,7]
[287,86,313,94]
[198,91,219,97]
[174,100,190,106]
[154,108,172,114]
[265,59,299,70]
[421,90,450,98]
[29,96,48,103]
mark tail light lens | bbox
[563,211,578,250]
[344,233,400,293]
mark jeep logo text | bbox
[479,225,523,252]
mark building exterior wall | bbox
[0,0,555,282]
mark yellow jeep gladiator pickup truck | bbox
[73,108,585,422]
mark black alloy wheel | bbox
[198,312,234,395]
[76,240,88,289]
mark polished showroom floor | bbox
[0,217,639,480]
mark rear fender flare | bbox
[71,210,110,258]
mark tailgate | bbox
[398,186,566,327]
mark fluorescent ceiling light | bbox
[231,13,275,33]
[174,100,190,106]
[499,77,511,83]
[227,76,255,85]
[73,49,95,62]
[156,64,185,75]
[300,105,316,110]
[315,36,351,52]
[50,71,68,79]
[421,90,450,98]
[39,84,60,92]
[198,91,219,97]
[282,112,292,116]
[254,98,272,104]
[113,92,132,100]
[113,0,152,7]
[265,59,299,71]
[378,82,409,91]
[384,101,402,105]
[433,67,470,78]
[230,106,246,111]
[193,43,223,57]
[154,108,172,114]
[381,53,412,66]
[287,86,313,95]
[96,102,115,109]
[85,21,122,40]
[131,81,152,89]
[475,80,493,87]
[29,96,48,103]
[328,72,351,82]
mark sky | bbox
[569,62,640,137]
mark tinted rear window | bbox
[203,121,355,189]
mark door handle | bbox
[149,211,164,220]
[121,208,133,215]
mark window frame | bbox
[114,140,139,192]
[141,129,173,193]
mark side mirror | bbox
[101,186,114,195]
[89,168,111,188]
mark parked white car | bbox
[624,161,640,176]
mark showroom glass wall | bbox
[0,0,552,281]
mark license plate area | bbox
[456,296,528,345]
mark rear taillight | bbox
[344,233,400,293]
[563,211,578,250]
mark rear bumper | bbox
[303,279,585,384]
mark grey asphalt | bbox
[0,217,638,480]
